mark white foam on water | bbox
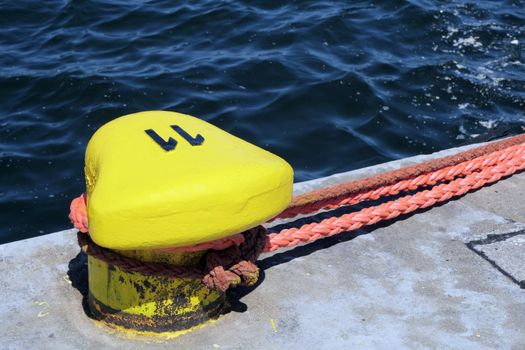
[456,124,481,140]
[453,36,483,48]
[443,26,459,40]
[479,120,498,129]
[502,60,524,67]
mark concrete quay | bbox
[1,141,525,349]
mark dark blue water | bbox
[1,0,524,243]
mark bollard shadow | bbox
[67,250,95,319]
[226,182,495,312]
[226,195,398,313]
[67,176,513,320]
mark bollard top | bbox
[84,111,293,250]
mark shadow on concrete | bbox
[226,194,452,312]
[65,178,508,320]
[259,170,525,273]
[258,191,436,271]
[466,229,525,289]
[67,250,95,319]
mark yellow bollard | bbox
[87,248,225,334]
[78,110,294,335]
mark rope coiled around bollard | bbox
[202,226,267,291]
[70,133,525,290]
[78,226,268,292]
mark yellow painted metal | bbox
[87,247,225,333]
[85,110,293,250]
[93,317,216,340]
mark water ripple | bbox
[1,0,524,242]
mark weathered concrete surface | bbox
[469,230,525,287]
[1,141,525,349]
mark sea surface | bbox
[1,0,524,243]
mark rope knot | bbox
[203,226,268,292]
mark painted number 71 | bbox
[145,125,204,151]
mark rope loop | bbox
[77,226,268,292]
[203,226,267,291]
[70,133,525,290]
[69,194,88,233]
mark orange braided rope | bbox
[69,193,88,233]
[69,134,525,254]
[156,233,245,253]
[264,147,525,251]
[277,133,525,220]
[274,142,525,219]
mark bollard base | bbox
[87,251,225,334]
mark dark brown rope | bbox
[77,226,269,292]
[203,226,267,291]
[280,133,525,218]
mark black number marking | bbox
[145,129,178,151]
[171,125,205,146]
[145,125,205,151]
